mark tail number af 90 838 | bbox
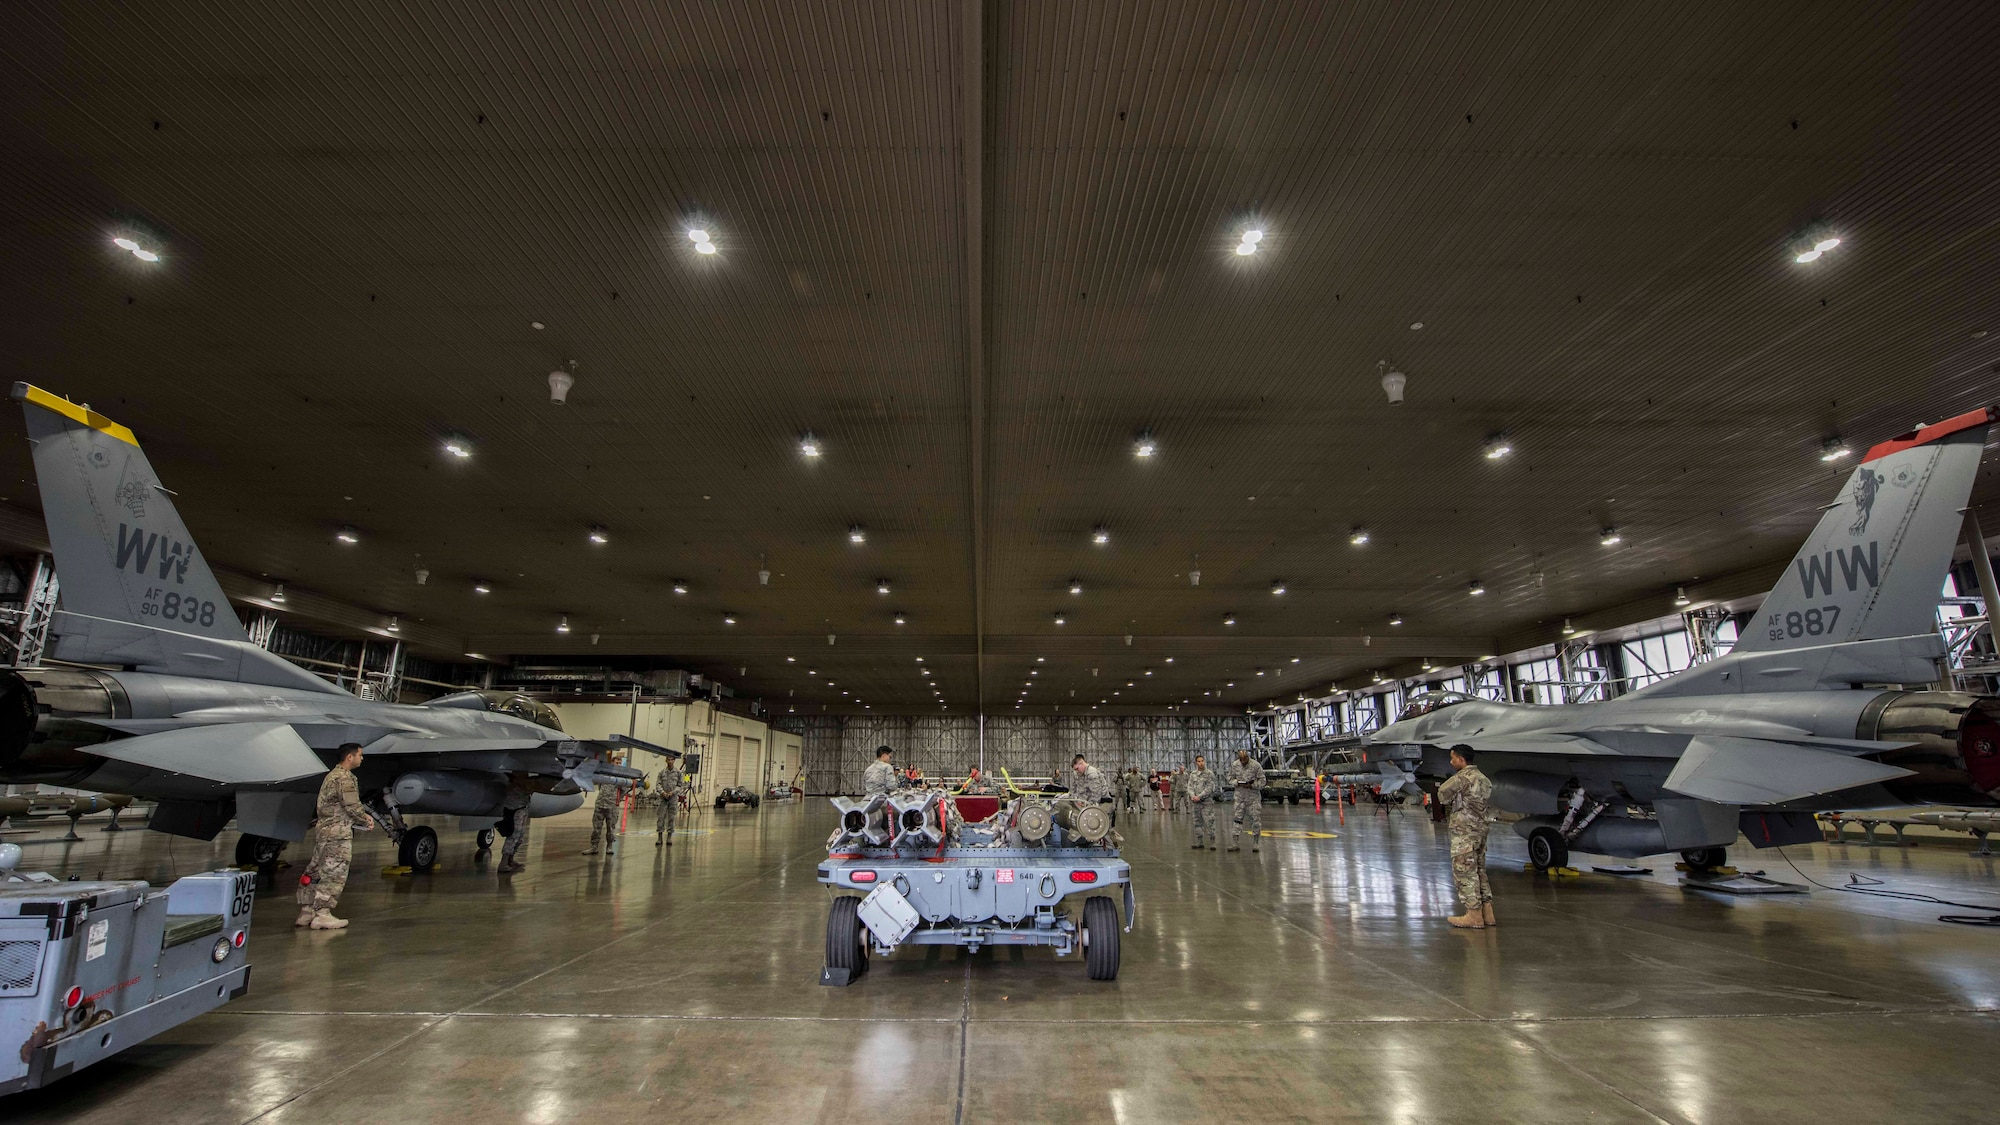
[140,587,216,627]
[1767,604,1840,642]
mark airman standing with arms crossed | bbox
[1424,746,1495,928]
[1227,749,1265,852]
[655,763,686,846]
[863,745,898,796]
[582,766,629,856]
[1185,755,1219,850]
[296,742,374,930]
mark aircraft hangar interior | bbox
[3,1,2000,1121]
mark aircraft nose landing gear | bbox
[1527,826,1569,871]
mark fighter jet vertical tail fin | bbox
[1734,408,1992,655]
[12,384,247,644]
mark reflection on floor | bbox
[7,799,2000,1123]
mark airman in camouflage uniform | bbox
[862,746,899,796]
[1226,749,1265,851]
[655,766,685,846]
[1184,756,1219,849]
[497,772,533,874]
[1427,747,1495,928]
[1069,756,1112,805]
[296,743,374,930]
[581,773,628,856]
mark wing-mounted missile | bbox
[559,745,646,792]
[1052,799,1110,844]
[1013,799,1054,843]
[888,789,946,848]
[828,795,891,849]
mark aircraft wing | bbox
[86,721,326,785]
[1662,736,1912,805]
[1388,732,1630,758]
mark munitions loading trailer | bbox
[0,853,254,1095]
[816,788,1135,984]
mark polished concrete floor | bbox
[7,797,2000,1123]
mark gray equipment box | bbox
[0,869,254,1095]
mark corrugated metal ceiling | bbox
[1,0,1997,715]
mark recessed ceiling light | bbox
[1409,322,1423,331]
[1483,433,1512,460]
[1599,527,1621,547]
[556,616,571,634]
[894,613,907,625]
[723,613,737,624]
[687,228,710,242]
[876,580,891,595]
[473,583,491,594]
[1133,432,1157,458]
[1091,525,1110,545]
[695,241,716,255]
[1255,669,1265,677]
[1030,670,1039,676]
[336,526,360,544]
[443,435,473,459]
[1143,669,1151,675]
[1226,682,1235,688]
[588,526,610,544]
[799,433,822,457]
[1069,580,1083,595]
[1164,657,1173,663]
[849,525,866,544]
[530,321,545,330]
[1036,656,1045,662]
[1054,613,1067,625]
[671,580,688,595]
[1270,580,1286,596]
[1349,527,1370,546]
[1820,436,1851,461]
[1223,613,1237,626]
[1468,580,1486,596]
[1388,613,1403,626]
[1235,241,1256,256]
[786,656,796,662]
[1290,657,1300,663]
[112,236,139,251]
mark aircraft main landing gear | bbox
[398,825,439,869]
[235,833,286,867]
[1527,826,1569,871]
[1681,847,1727,871]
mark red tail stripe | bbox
[1862,406,1994,463]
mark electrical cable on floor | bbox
[1775,846,2000,927]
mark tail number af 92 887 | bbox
[1767,604,1840,642]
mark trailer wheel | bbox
[234,834,284,867]
[826,896,869,976]
[1527,827,1568,872]
[398,826,439,869]
[1083,895,1120,981]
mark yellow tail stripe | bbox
[16,384,139,446]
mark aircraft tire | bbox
[235,834,285,867]
[476,829,496,851]
[1083,895,1120,980]
[399,825,439,869]
[1527,827,1568,871]
[827,896,869,976]
[1681,847,1727,870]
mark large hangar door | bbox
[714,733,742,788]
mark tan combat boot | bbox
[1446,911,1485,929]
[1482,902,1497,927]
[308,910,350,930]
[294,907,315,928]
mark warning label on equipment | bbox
[996,869,1015,883]
[86,919,109,961]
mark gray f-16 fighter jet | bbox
[0,384,667,867]
[1372,407,2000,871]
